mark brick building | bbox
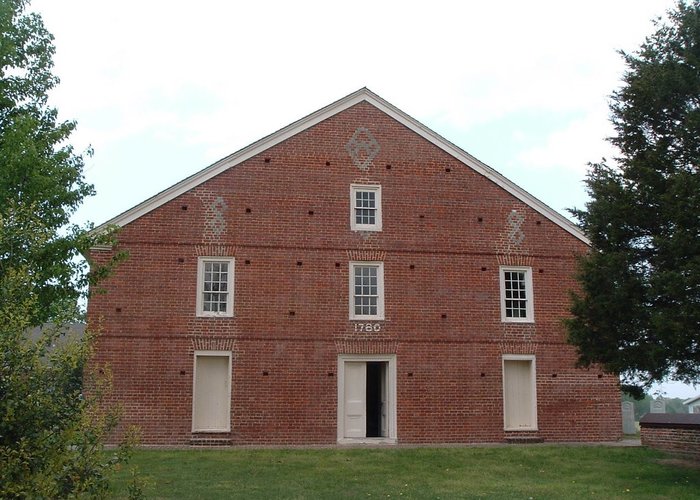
[88,88,622,445]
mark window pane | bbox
[354,189,377,227]
[355,191,375,208]
[352,264,380,317]
[356,208,376,225]
[202,260,232,315]
[504,269,529,320]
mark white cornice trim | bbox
[89,244,114,252]
[93,88,588,245]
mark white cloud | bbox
[516,107,618,174]
[652,381,699,400]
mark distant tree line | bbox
[621,393,690,421]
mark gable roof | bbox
[94,88,588,244]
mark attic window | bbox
[350,184,382,232]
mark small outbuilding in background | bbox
[683,395,700,414]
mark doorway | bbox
[366,362,386,437]
[192,351,232,432]
[338,355,396,443]
[502,355,537,431]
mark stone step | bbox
[505,436,544,444]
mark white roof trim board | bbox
[94,88,588,244]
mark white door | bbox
[503,358,536,430]
[192,354,231,432]
[343,361,367,438]
[338,355,397,443]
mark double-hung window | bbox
[349,262,384,320]
[350,185,382,231]
[197,257,234,317]
[499,266,534,322]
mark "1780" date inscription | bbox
[353,323,382,333]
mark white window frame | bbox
[192,350,232,433]
[337,354,397,444]
[196,257,235,317]
[502,354,538,431]
[499,266,534,323]
[349,261,385,320]
[350,184,382,232]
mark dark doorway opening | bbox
[366,361,386,437]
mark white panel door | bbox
[503,359,534,429]
[193,355,231,431]
[343,361,366,438]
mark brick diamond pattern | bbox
[346,127,380,171]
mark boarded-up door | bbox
[193,354,231,432]
[343,361,367,438]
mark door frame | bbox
[337,354,397,444]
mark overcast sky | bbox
[30,0,696,399]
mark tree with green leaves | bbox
[567,1,700,398]
[0,0,96,325]
[0,1,134,496]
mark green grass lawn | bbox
[111,445,699,499]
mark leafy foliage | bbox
[0,1,134,496]
[0,0,99,326]
[568,1,700,396]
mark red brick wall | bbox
[88,101,622,445]
[641,426,700,460]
